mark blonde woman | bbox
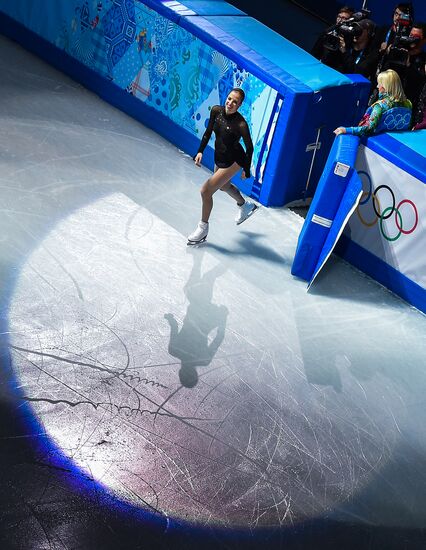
[334,69,412,137]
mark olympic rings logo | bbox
[383,112,411,131]
[356,171,418,242]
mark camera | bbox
[380,6,417,70]
[383,35,419,69]
[323,14,366,51]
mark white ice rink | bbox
[1,34,426,534]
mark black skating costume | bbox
[197,105,253,178]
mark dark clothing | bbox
[413,82,426,129]
[408,52,426,78]
[335,43,380,82]
[381,52,426,118]
[373,25,397,51]
[311,31,343,70]
[405,53,426,117]
[197,105,253,178]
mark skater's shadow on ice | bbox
[209,231,285,265]
[164,250,228,388]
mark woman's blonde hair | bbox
[377,69,407,102]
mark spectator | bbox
[412,81,426,130]
[404,22,426,111]
[311,5,355,67]
[374,3,413,54]
[334,69,412,136]
[407,22,426,74]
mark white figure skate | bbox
[235,200,258,225]
[187,221,209,245]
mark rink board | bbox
[291,134,361,282]
[292,130,426,313]
[0,0,371,206]
[336,132,426,314]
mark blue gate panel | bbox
[291,134,360,281]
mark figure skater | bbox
[187,88,258,245]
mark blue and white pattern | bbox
[1,0,279,183]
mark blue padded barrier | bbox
[362,132,426,183]
[159,0,246,16]
[334,130,426,313]
[0,0,372,206]
[308,170,362,289]
[291,134,361,281]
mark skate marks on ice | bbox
[8,192,423,529]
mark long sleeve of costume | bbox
[197,105,219,154]
[239,119,254,178]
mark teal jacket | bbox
[344,93,412,136]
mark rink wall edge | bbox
[0,13,216,170]
[336,236,426,315]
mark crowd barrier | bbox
[0,0,370,206]
[293,131,426,314]
[337,132,426,314]
[0,0,424,312]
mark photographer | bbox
[405,22,426,99]
[374,3,413,54]
[377,22,426,115]
[334,19,380,83]
[311,6,355,69]
[407,23,426,75]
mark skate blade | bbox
[236,204,259,226]
[187,236,207,246]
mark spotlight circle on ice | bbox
[8,194,405,529]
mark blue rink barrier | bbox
[336,131,426,314]
[291,134,362,282]
[0,0,371,206]
[292,128,426,314]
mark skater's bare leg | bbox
[200,163,241,223]
[220,180,245,205]
[214,166,245,206]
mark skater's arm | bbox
[240,119,253,178]
[197,106,219,155]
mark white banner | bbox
[347,145,426,289]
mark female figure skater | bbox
[187,88,257,245]
[334,69,412,137]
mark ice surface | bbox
[1,35,426,531]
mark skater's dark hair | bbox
[231,87,245,103]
